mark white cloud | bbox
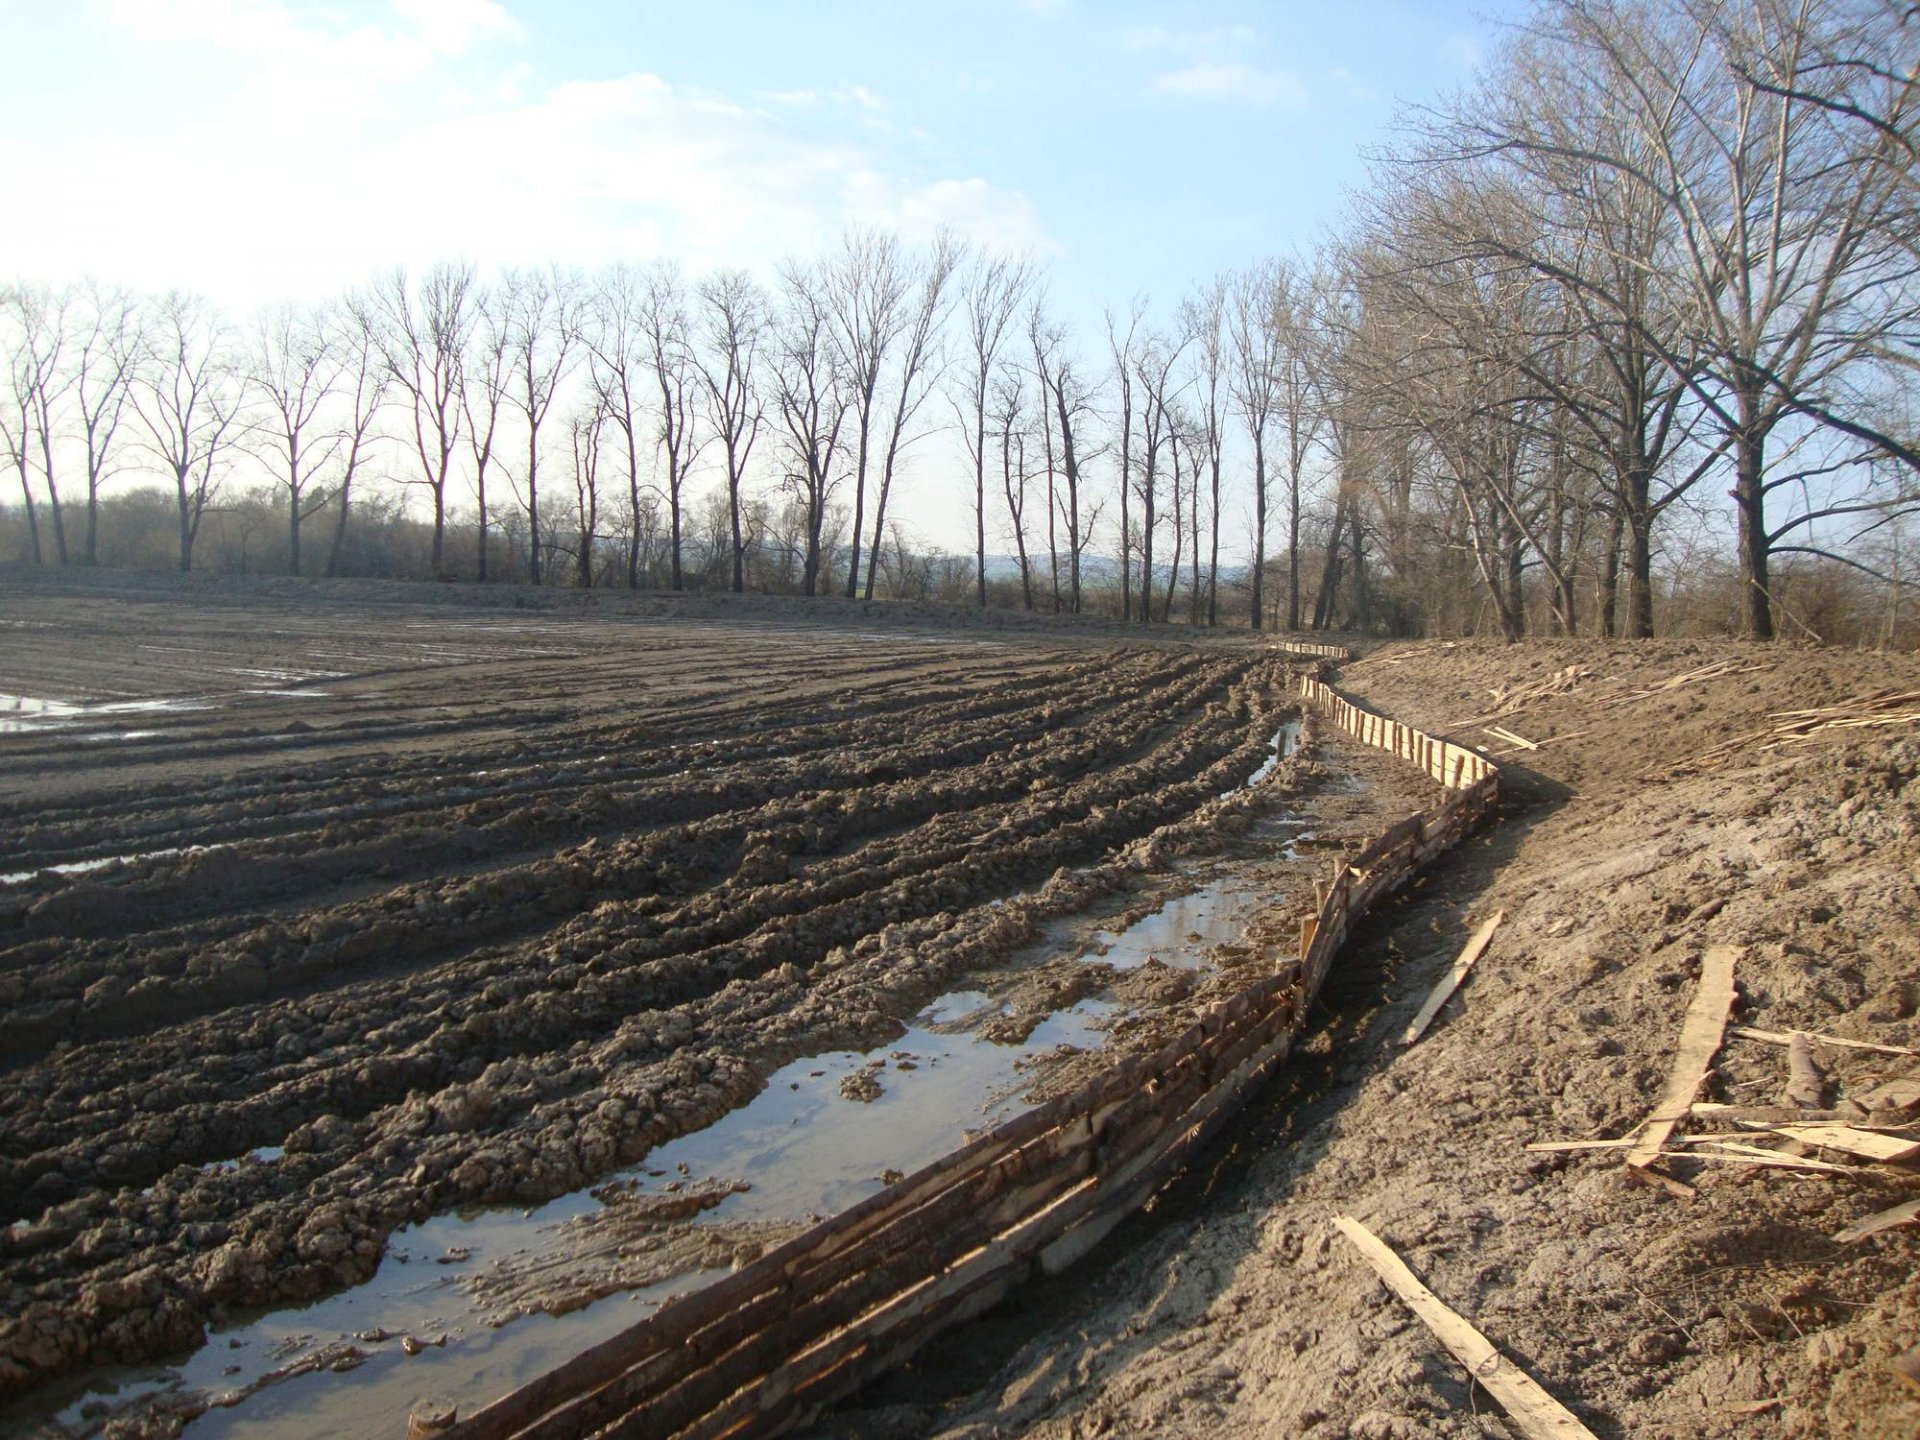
[0,23,1048,306]
[392,0,521,54]
[1151,62,1307,108]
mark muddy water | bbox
[22,990,1120,1440]
[22,720,1308,1439]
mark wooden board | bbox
[1625,946,1741,1178]
[1402,911,1505,1046]
[1333,1217,1599,1440]
[1768,1124,1920,1164]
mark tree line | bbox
[4,0,1915,641]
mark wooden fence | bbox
[440,677,1497,1440]
[1269,640,1355,661]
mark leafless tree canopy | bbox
[4,3,1915,639]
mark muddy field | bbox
[829,638,1920,1440]
[0,577,1447,1438]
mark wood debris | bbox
[1785,1032,1827,1109]
[1626,946,1741,1184]
[1731,1025,1918,1058]
[1835,1198,1920,1244]
[1482,725,1539,751]
[1598,658,1770,707]
[1333,1217,1600,1440]
[1688,1141,1872,1175]
[1402,911,1505,1046]
[1670,688,1920,774]
[1765,1124,1920,1165]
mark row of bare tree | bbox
[4,0,1914,639]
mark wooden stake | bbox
[1785,1032,1826,1109]
[1332,1217,1600,1440]
[1402,911,1506,1046]
[1625,946,1741,1180]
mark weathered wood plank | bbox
[1401,910,1505,1046]
[1334,1217,1598,1440]
[1625,946,1741,1180]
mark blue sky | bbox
[1,0,1526,324]
[1,0,1534,554]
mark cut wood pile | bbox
[434,673,1498,1440]
[1669,688,1920,775]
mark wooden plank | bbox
[1731,1025,1919,1058]
[1401,911,1506,1046]
[1687,1142,1871,1175]
[1333,1217,1599,1440]
[1835,1197,1920,1244]
[1767,1124,1920,1164]
[1625,946,1741,1178]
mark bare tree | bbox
[68,281,140,567]
[772,259,847,597]
[696,269,769,594]
[569,400,605,588]
[1031,293,1101,612]
[501,265,582,586]
[1105,300,1147,620]
[1132,330,1190,624]
[863,233,962,600]
[324,293,389,578]
[375,262,476,579]
[825,229,913,597]
[130,291,244,573]
[247,302,340,576]
[993,364,1036,609]
[1181,277,1229,625]
[584,264,655,589]
[1,286,75,564]
[640,264,702,590]
[464,281,512,581]
[950,251,1035,605]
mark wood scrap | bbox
[1483,725,1539,751]
[1732,1025,1918,1058]
[1668,688,1920,775]
[1689,1141,1870,1175]
[1402,910,1506,1046]
[1835,1197,1920,1243]
[1765,1124,1920,1164]
[1719,1398,1785,1416]
[1332,1216,1600,1440]
[1625,946,1741,1183]
[1786,1032,1828,1109]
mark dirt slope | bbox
[820,637,1920,1440]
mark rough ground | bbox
[818,637,1920,1440]
[0,574,1448,1438]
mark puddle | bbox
[1088,884,1270,971]
[1222,718,1301,798]
[0,694,85,734]
[0,844,230,888]
[25,988,1115,1439]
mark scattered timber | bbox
[1625,946,1741,1184]
[1332,1217,1599,1440]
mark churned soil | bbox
[818,637,1920,1440]
[0,573,1444,1437]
